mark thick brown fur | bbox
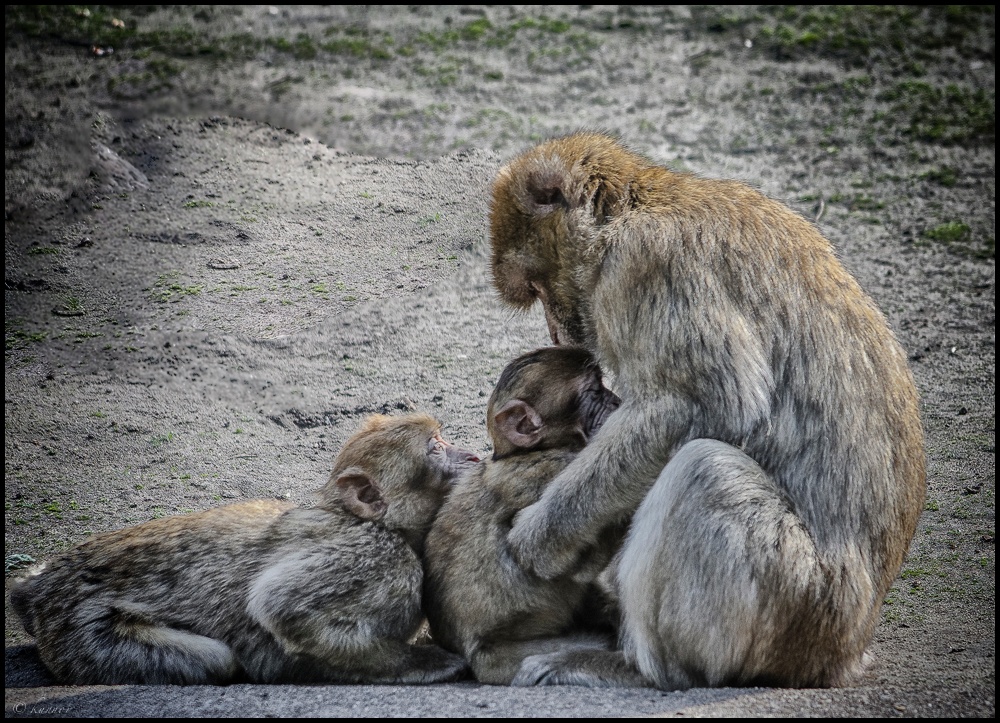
[11,413,476,685]
[424,346,647,687]
[489,132,926,689]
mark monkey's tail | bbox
[29,597,240,685]
[82,604,241,684]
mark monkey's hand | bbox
[508,498,584,580]
[508,398,681,579]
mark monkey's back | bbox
[11,499,296,681]
[586,168,925,590]
[425,449,589,658]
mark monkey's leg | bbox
[512,647,652,688]
[265,636,469,684]
[617,439,871,690]
[248,555,468,684]
[45,601,238,684]
[252,634,469,684]
[470,633,612,685]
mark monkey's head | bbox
[489,132,653,346]
[487,346,621,460]
[324,414,480,545]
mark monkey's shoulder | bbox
[489,447,577,480]
[265,505,419,568]
[267,503,357,536]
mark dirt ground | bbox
[4,5,994,718]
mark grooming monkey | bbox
[12,414,478,685]
[424,346,647,687]
[489,132,926,689]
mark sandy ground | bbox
[4,5,994,718]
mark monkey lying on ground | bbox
[424,346,648,687]
[489,132,926,689]
[12,413,478,685]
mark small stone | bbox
[208,257,240,270]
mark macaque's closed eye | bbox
[427,432,453,466]
[428,430,481,477]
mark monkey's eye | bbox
[428,432,449,454]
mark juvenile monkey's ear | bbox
[494,399,545,449]
[335,468,388,521]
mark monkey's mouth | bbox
[448,447,482,475]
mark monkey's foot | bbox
[397,644,471,684]
[511,649,652,688]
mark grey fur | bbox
[490,133,927,689]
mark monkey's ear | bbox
[494,399,545,449]
[335,469,388,521]
[522,161,573,212]
[529,183,566,208]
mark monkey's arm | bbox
[471,634,614,685]
[508,395,690,579]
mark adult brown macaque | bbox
[489,132,926,689]
[12,413,477,685]
[424,346,647,687]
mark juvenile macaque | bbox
[489,132,926,689]
[12,413,478,685]
[424,346,648,687]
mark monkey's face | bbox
[328,414,479,539]
[489,174,563,310]
[425,429,482,490]
[488,192,588,347]
[491,134,645,348]
[383,419,481,538]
